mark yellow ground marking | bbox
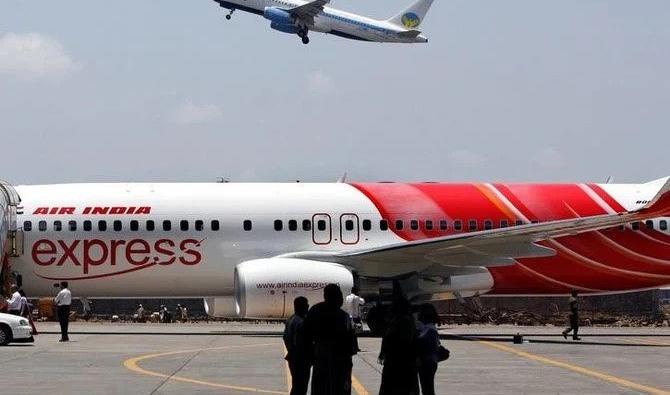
[351,374,371,395]
[476,340,670,395]
[123,343,287,394]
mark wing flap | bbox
[287,0,329,25]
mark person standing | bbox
[54,281,72,342]
[304,284,357,395]
[18,289,38,336]
[283,296,312,395]
[562,290,581,340]
[378,296,420,395]
[6,285,22,316]
[416,304,441,395]
[344,287,365,330]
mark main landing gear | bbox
[298,29,310,45]
[225,9,234,20]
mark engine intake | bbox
[234,258,354,319]
[263,7,294,26]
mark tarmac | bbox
[0,322,669,395]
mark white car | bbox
[0,313,34,345]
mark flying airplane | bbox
[212,0,434,44]
[2,177,670,332]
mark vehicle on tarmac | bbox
[0,312,34,346]
[212,0,434,44]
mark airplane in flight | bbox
[2,177,670,333]
[212,0,434,44]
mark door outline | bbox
[312,213,332,245]
[340,213,360,245]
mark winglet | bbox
[640,176,670,215]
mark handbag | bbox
[437,345,450,362]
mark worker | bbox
[54,281,72,342]
[416,304,441,395]
[283,296,312,395]
[136,304,145,322]
[18,289,38,335]
[378,296,419,395]
[304,284,357,395]
[7,285,22,316]
[344,287,365,330]
[562,290,581,340]
[180,305,188,323]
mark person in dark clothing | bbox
[304,284,357,395]
[284,296,312,395]
[416,304,441,395]
[562,290,581,340]
[378,296,419,395]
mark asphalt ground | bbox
[0,322,668,395]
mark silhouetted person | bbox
[284,296,312,395]
[417,304,441,395]
[562,290,581,340]
[304,284,357,395]
[54,281,71,342]
[378,296,419,395]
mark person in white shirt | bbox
[54,281,72,342]
[7,285,22,316]
[344,287,365,323]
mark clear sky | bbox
[1,0,668,185]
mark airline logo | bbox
[31,238,204,280]
[32,206,151,215]
[401,12,420,29]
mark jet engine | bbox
[203,297,236,318]
[234,258,354,319]
[264,7,295,26]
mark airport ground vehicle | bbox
[0,312,33,346]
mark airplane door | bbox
[312,214,332,245]
[340,214,359,245]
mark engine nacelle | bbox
[270,22,300,35]
[263,7,294,25]
[203,297,236,318]
[234,258,354,319]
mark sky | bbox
[0,0,669,185]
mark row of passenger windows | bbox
[22,218,670,233]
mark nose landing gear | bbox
[225,9,234,20]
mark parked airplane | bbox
[2,177,670,332]
[212,0,434,44]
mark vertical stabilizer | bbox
[387,0,434,29]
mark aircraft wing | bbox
[287,0,330,25]
[281,177,670,278]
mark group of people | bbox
[282,284,446,395]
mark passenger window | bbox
[362,219,371,231]
[131,220,139,231]
[410,220,419,231]
[146,220,155,231]
[23,221,32,231]
[211,220,220,231]
[98,220,107,231]
[395,220,404,231]
[163,220,172,231]
[660,220,668,231]
[317,220,327,231]
[345,219,354,231]
[302,219,311,231]
[180,220,189,231]
[288,220,297,231]
[380,219,389,231]
[195,220,204,231]
[631,222,640,231]
[645,220,654,230]
[425,220,433,231]
[500,220,509,228]
[274,220,283,231]
[469,220,477,231]
[439,220,448,231]
[484,220,492,230]
[243,220,252,231]
[54,221,62,232]
[531,220,539,224]
[454,220,462,231]
[114,220,122,231]
[515,220,524,226]
[69,221,77,231]
[619,224,625,231]
[39,221,47,231]
[83,220,92,231]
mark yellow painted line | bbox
[123,343,287,394]
[477,340,670,395]
[352,373,371,395]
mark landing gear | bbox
[298,29,310,45]
[225,9,234,20]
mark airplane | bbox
[212,0,434,44]
[2,176,670,333]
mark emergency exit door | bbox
[312,214,332,245]
[340,214,359,245]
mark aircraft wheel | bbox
[225,14,232,20]
[302,36,310,45]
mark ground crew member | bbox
[54,281,72,342]
[562,290,581,340]
[283,296,312,395]
[7,285,22,316]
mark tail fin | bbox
[387,0,434,29]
